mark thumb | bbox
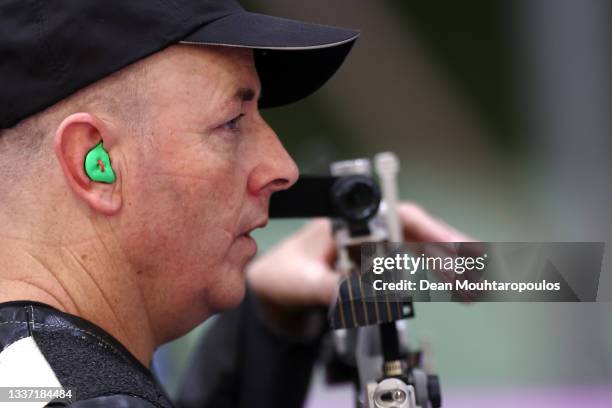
[294,218,336,262]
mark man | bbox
[0,1,469,407]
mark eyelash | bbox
[222,113,245,132]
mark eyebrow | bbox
[235,87,256,102]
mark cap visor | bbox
[180,12,359,107]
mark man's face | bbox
[114,45,298,337]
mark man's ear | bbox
[54,113,122,216]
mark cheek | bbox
[115,132,255,321]
[117,147,248,275]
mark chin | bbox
[165,280,246,342]
[205,267,248,312]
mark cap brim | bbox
[180,12,359,108]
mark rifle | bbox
[270,153,442,408]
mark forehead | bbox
[165,44,255,75]
[142,45,258,120]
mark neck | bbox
[0,234,158,367]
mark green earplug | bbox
[84,141,116,183]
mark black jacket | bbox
[0,291,320,407]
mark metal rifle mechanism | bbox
[270,153,442,408]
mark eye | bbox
[221,113,245,132]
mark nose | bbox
[247,120,299,198]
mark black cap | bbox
[0,0,359,129]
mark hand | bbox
[248,202,474,309]
[247,219,338,309]
[398,202,473,243]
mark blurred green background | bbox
[156,0,612,404]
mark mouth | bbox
[237,218,269,239]
[235,221,266,256]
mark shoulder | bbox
[0,303,172,408]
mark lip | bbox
[237,218,269,238]
[237,232,258,255]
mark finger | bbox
[316,268,342,306]
[294,218,336,262]
[398,202,474,242]
[297,218,331,241]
